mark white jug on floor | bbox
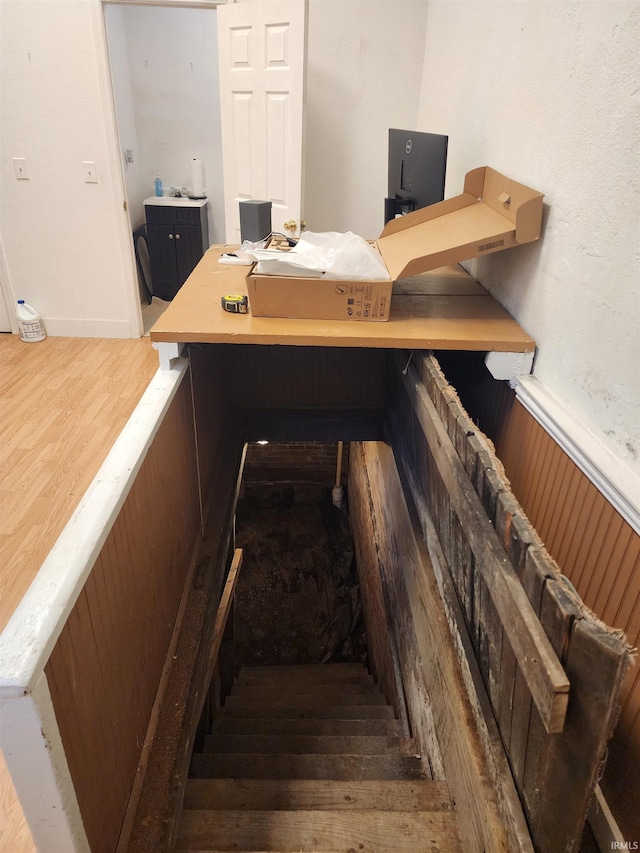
[16,300,46,342]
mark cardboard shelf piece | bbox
[246,166,544,323]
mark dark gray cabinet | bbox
[145,200,209,301]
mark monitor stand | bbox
[384,196,416,225]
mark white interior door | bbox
[217,0,307,243]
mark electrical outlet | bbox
[13,157,29,180]
[82,161,98,183]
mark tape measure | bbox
[221,294,249,314]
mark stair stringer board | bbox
[348,439,532,853]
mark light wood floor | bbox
[0,334,159,853]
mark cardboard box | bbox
[247,274,392,322]
[247,166,543,322]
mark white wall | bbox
[2,0,636,484]
[0,0,427,338]
[304,0,429,238]
[0,0,138,338]
[108,4,225,245]
[418,0,640,473]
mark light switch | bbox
[13,157,29,180]
[82,161,98,183]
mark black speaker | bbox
[384,197,396,225]
[239,200,272,243]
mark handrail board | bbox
[207,548,243,678]
[396,354,569,733]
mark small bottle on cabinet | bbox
[154,176,163,197]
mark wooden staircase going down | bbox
[176,663,463,852]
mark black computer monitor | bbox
[385,129,448,225]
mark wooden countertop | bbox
[150,245,535,352]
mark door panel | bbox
[218,0,307,243]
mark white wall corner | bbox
[485,350,535,382]
[0,673,90,852]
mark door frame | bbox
[93,0,146,338]
[0,238,16,334]
[97,0,232,338]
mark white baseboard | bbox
[43,316,134,338]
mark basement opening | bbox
[193,440,371,744]
[234,439,367,669]
[234,479,367,669]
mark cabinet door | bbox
[175,224,204,286]
[147,223,179,300]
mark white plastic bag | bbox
[249,231,391,281]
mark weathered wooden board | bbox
[389,350,633,853]
[386,424,535,853]
[176,808,463,852]
[182,777,454,812]
[348,442,410,732]
[349,441,519,852]
[396,354,569,734]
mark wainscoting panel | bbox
[497,398,640,841]
[44,374,200,853]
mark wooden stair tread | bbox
[239,664,368,676]
[179,665,460,852]
[176,808,463,851]
[236,672,375,687]
[224,693,388,708]
[203,734,417,755]
[211,718,403,737]
[183,778,454,812]
[232,683,381,697]
[220,704,395,720]
[190,753,430,781]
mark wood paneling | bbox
[0,335,158,853]
[187,344,236,506]
[195,344,386,442]
[496,398,640,841]
[223,344,387,412]
[44,375,200,853]
[125,388,244,853]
